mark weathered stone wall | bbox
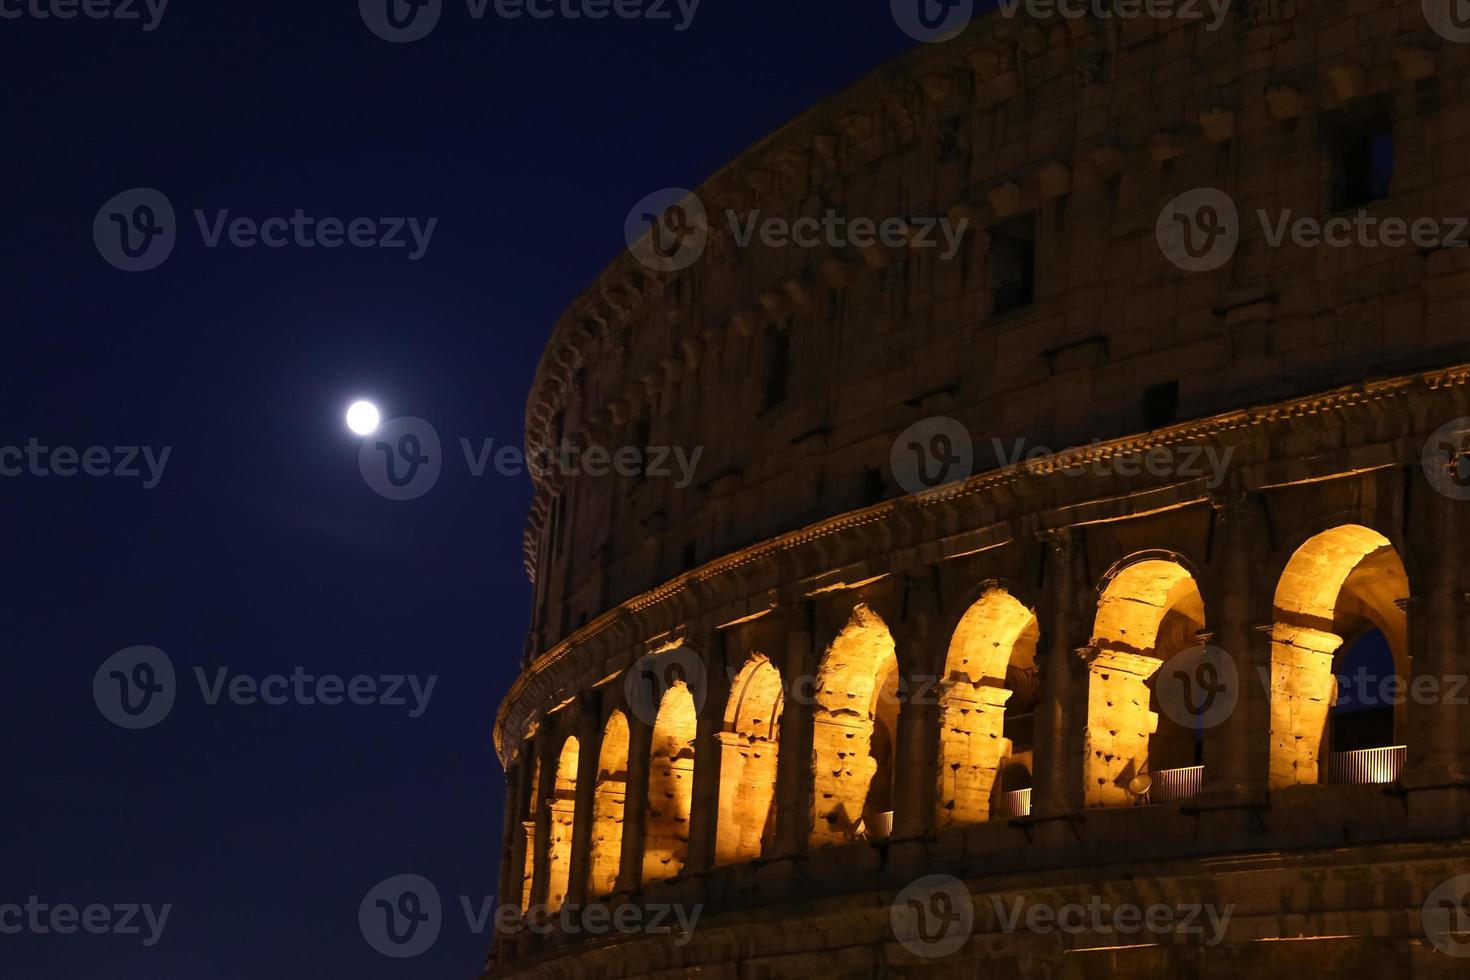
[493,0,1470,973]
[518,0,1470,663]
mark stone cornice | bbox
[493,361,1470,763]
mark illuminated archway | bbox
[936,588,1038,826]
[643,682,697,883]
[715,656,784,865]
[810,604,900,846]
[1269,525,1408,787]
[1084,558,1205,807]
[586,712,628,898]
[546,736,579,911]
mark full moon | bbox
[346,400,381,436]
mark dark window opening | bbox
[681,542,698,571]
[989,213,1036,316]
[1142,381,1180,430]
[1325,96,1394,211]
[761,323,791,410]
[860,467,886,506]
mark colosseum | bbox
[487,1,1470,976]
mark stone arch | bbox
[810,604,900,847]
[643,682,697,883]
[520,755,541,911]
[586,712,629,898]
[715,655,784,865]
[1268,524,1409,788]
[546,736,579,911]
[935,588,1039,826]
[1083,556,1206,807]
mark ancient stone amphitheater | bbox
[488,2,1470,976]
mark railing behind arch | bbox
[1327,745,1406,785]
[995,788,1032,819]
[1147,766,1204,804]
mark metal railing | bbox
[1147,765,1204,804]
[1326,745,1406,785]
[995,788,1032,819]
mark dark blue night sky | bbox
[1,2,931,976]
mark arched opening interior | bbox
[586,712,628,898]
[1085,558,1206,807]
[810,604,900,846]
[545,736,579,911]
[642,682,697,882]
[935,588,1039,826]
[715,656,784,865]
[1270,525,1409,787]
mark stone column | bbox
[565,698,601,908]
[1404,480,1470,789]
[1033,528,1081,816]
[1080,648,1163,807]
[1266,624,1341,788]
[684,632,730,874]
[773,602,816,856]
[1201,491,1267,803]
[529,732,555,909]
[934,681,1013,826]
[615,713,653,894]
[893,572,942,839]
[499,760,525,908]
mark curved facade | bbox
[492,3,1470,976]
